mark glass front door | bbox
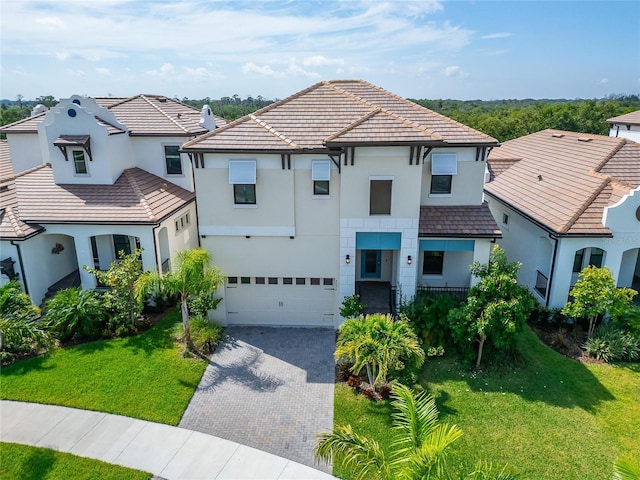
[361,250,381,279]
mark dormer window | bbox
[73,150,88,175]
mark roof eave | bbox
[483,190,613,239]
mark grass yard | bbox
[0,442,151,480]
[333,326,640,480]
[0,309,208,425]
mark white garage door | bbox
[224,276,336,326]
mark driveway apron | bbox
[179,327,335,473]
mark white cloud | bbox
[147,63,176,77]
[35,16,65,29]
[242,62,281,77]
[481,32,512,39]
[96,67,110,76]
[599,78,609,84]
[303,56,345,67]
[443,66,469,78]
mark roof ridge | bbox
[5,206,24,237]
[139,95,189,134]
[325,82,442,140]
[324,108,381,142]
[183,82,328,149]
[249,115,300,148]
[4,162,49,184]
[123,168,157,221]
[105,94,142,109]
[593,138,627,174]
[341,80,496,142]
[559,177,611,233]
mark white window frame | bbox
[431,153,458,175]
[72,149,89,176]
[164,145,183,176]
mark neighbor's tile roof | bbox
[12,166,195,225]
[0,141,45,239]
[419,204,501,238]
[0,95,226,137]
[607,109,640,125]
[484,129,640,236]
[183,80,498,152]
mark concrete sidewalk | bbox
[0,400,336,480]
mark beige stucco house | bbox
[485,129,640,308]
[0,95,225,305]
[183,80,501,327]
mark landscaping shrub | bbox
[0,281,50,363]
[188,293,222,318]
[339,294,364,318]
[400,294,460,350]
[585,324,640,362]
[44,288,106,342]
[186,316,224,355]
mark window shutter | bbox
[312,160,331,181]
[229,160,256,184]
[431,153,457,175]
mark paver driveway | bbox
[179,327,335,473]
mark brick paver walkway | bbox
[179,327,335,473]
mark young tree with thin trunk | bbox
[449,245,534,369]
[562,265,637,338]
[135,248,223,350]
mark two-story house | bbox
[608,109,640,142]
[484,129,640,308]
[0,95,225,305]
[183,80,500,327]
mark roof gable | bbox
[183,80,498,152]
[485,130,639,235]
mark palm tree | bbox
[335,313,424,387]
[316,383,519,480]
[135,248,223,350]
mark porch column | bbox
[74,235,97,290]
[398,228,418,299]
[471,239,492,286]
[339,220,357,323]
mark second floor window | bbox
[370,179,392,215]
[430,175,452,194]
[430,153,457,195]
[229,160,257,205]
[164,146,182,175]
[233,184,256,204]
[312,160,331,196]
[73,150,87,175]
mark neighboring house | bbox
[607,109,640,142]
[182,80,501,327]
[484,129,640,308]
[0,95,225,305]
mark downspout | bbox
[152,223,161,273]
[188,149,202,248]
[10,240,29,295]
[545,234,559,307]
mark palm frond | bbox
[465,460,521,479]
[391,383,440,450]
[315,425,391,480]
[614,456,640,480]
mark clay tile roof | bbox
[183,80,497,152]
[0,141,45,239]
[484,129,640,236]
[0,96,226,137]
[12,165,194,225]
[607,109,640,125]
[419,204,501,238]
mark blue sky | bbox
[1,0,638,101]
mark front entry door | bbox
[361,250,381,279]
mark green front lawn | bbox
[0,442,151,480]
[333,326,640,480]
[0,310,208,425]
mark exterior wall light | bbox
[407,255,412,265]
[345,254,351,264]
